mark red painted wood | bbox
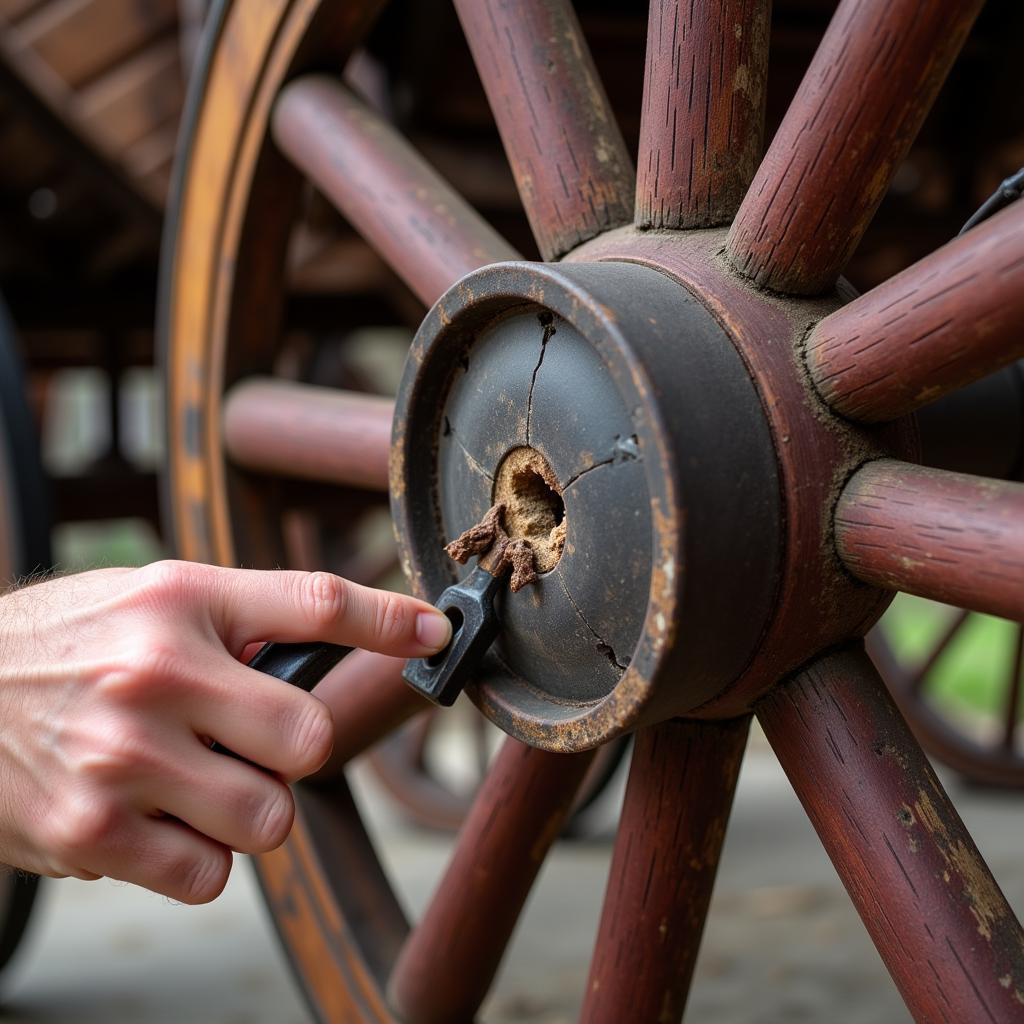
[452,0,634,261]
[806,201,1024,422]
[387,738,596,1024]
[310,650,428,777]
[272,75,518,307]
[222,378,393,491]
[758,646,1024,1024]
[635,0,770,229]
[727,0,983,295]
[580,717,749,1023]
[835,460,1024,623]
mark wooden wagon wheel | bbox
[0,297,48,975]
[162,1,1024,1021]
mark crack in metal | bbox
[562,434,641,491]
[443,416,494,480]
[558,573,628,671]
[525,313,557,444]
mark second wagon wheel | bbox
[162,1,1024,1022]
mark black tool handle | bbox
[402,566,504,707]
[211,642,347,762]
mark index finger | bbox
[207,566,452,658]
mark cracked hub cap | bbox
[391,261,781,750]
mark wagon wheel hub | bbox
[392,246,913,746]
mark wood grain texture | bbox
[580,717,749,1024]
[387,739,596,1024]
[222,378,393,491]
[453,0,634,261]
[272,75,518,307]
[635,0,769,229]
[836,460,1024,623]
[806,201,1024,422]
[758,646,1024,1024]
[727,0,984,295]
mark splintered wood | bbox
[445,503,538,592]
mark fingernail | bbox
[416,611,452,652]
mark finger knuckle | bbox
[76,725,156,782]
[134,560,206,609]
[288,697,333,778]
[175,847,231,905]
[374,592,410,646]
[297,571,347,628]
[47,797,120,863]
[132,640,185,688]
[247,784,295,852]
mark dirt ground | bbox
[0,726,1020,1024]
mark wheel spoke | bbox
[758,645,1024,1022]
[310,649,429,779]
[806,202,1024,422]
[387,738,596,1024]
[908,608,971,696]
[835,460,1024,623]
[1002,626,1024,752]
[580,717,749,1024]
[222,377,393,491]
[727,0,984,294]
[635,0,770,230]
[453,0,634,260]
[272,75,518,307]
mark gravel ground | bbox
[0,729,1020,1024]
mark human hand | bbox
[0,560,450,902]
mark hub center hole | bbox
[493,447,566,573]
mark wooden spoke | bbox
[310,649,429,779]
[727,0,984,295]
[452,0,634,261]
[580,717,749,1024]
[758,646,1024,1023]
[805,202,1024,422]
[908,608,971,696]
[222,377,393,491]
[635,0,770,230]
[1003,627,1024,752]
[835,460,1024,623]
[387,738,596,1024]
[272,75,519,307]
[471,708,490,780]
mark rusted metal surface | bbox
[806,201,1024,422]
[272,75,518,308]
[758,645,1024,1023]
[390,257,781,748]
[727,0,984,295]
[836,460,1024,623]
[581,717,749,1024]
[222,377,393,492]
[635,0,770,229]
[452,0,634,261]
[387,739,596,1024]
